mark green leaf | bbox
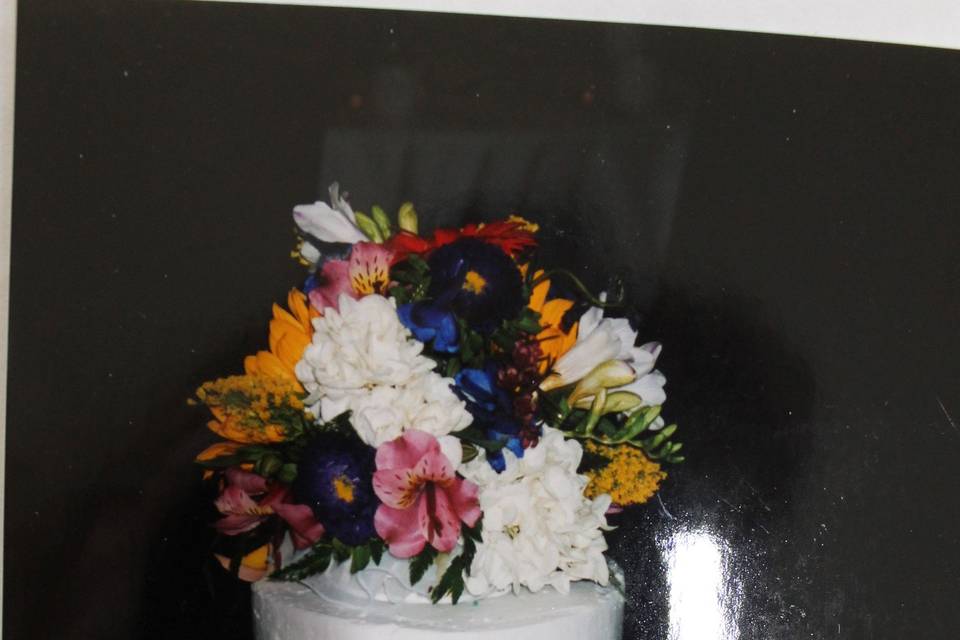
[271,544,332,581]
[431,556,467,604]
[255,453,282,477]
[444,358,461,378]
[389,285,411,305]
[350,544,371,574]
[331,538,351,563]
[610,411,652,442]
[513,309,542,334]
[463,519,482,543]
[277,463,297,484]
[370,539,384,566]
[409,546,438,586]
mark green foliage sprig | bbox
[270,538,386,582]
[429,520,482,604]
[541,392,684,464]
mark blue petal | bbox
[398,303,436,342]
[398,302,459,353]
[303,273,320,294]
[486,435,524,473]
[432,311,460,353]
[455,368,498,411]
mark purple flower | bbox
[292,434,379,545]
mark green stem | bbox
[529,269,624,309]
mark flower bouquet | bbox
[193,184,682,602]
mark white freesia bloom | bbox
[614,341,667,407]
[460,427,611,596]
[293,184,366,262]
[295,294,472,447]
[551,308,635,386]
[549,304,668,409]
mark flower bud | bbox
[567,359,636,406]
[573,390,643,415]
[371,205,393,240]
[354,211,384,243]
[397,202,419,234]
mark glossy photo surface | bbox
[7,2,960,638]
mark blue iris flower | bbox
[397,301,459,353]
[455,367,525,472]
[292,434,378,545]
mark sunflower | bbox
[528,271,578,373]
[244,289,316,390]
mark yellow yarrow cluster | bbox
[195,374,303,444]
[584,441,667,506]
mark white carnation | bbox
[295,294,472,447]
[460,427,611,596]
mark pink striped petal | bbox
[224,468,269,494]
[215,485,259,516]
[375,430,440,471]
[373,467,422,509]
[273,503,326,550]
[348,242,394,294]
[215,512,264,536]
[413,450,455,486]
[447,477,481,528]
[375,500,426,558]
[308,260,357,312]
[418,485,460,553]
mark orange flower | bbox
[196,374,301,444]
[195,441,253,479]
[244,289,316,390]
[215,543,272,582]
[195,441,244,462]
[206,410,286,444]
[528,271,578,373]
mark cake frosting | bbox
[252,557,625,640]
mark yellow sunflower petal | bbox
[529,278,549,313]
[275,332,310,372]
[244,350,300,387]
[287,289,312,333]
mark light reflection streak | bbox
[663,528,741,640]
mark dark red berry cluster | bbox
[496,336,543,447]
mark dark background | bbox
[7,2,960,638]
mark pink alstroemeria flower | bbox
[214,468,326,550]
[372,430,481,558]
[308,242,394,313]
[308,259,356,313]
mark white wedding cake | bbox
[252,554,625,640]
